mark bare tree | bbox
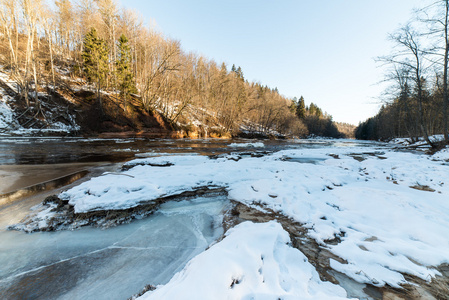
[41,6,57,88]
[418,0,449,143]
[22,0,43,106]
[378,24,434,146]
[95,0,119,89]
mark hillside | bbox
[0,0,349,139]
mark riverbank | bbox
[0,162,106,194]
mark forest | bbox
[356,0,449,147]
[0,0,351,138]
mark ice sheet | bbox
[0,196,228,299]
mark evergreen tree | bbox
[289,97,298,114]
[296,96,306,119]
[82,28,109,107]
[236,66,244,80]
[308,102,322,117]
[116,34,136,111]
[220,62,228,74]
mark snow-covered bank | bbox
[388,134,449,161]
[56,143,449,293]
[0,87,80,136]
[138,221,350,300]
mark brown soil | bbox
[0,80,202,137]
[69,90,172,135]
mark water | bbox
[0,137,386,166]
[0,137,348,194]
[0,137,232,165]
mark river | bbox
[0,137,386,300]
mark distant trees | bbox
[289,96,349,138]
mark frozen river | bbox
[0,137,391,299]
[0,195,229,299]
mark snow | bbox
[0,71,19,93]
[138,221,350,300]
[433,146,449,161]
[229,142,265,148]
[59,143,449,291]
[0,92,18,130]
[0,69,80,135]
[389,134,445,149]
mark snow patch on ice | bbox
[229,142,265,148]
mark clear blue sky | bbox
[120,0,425,125]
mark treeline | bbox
[356,87,445,142]
[291,96,352,138]
[0,0,311,136]
[356,0,449,147]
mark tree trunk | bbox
[444,0,449,143]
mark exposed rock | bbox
[121,161,174,171]
[128,284,157,300]
[410,185,436,192]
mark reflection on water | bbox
[0,137,385,165]
[0,137,387,194]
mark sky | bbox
[120,0,426,125]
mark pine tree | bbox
[82,27,109,107]
[296,96,306,119]
[116,34,136,111]
[236,66,244,80]
[308,102,322,117]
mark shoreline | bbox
[0,162,108,195]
